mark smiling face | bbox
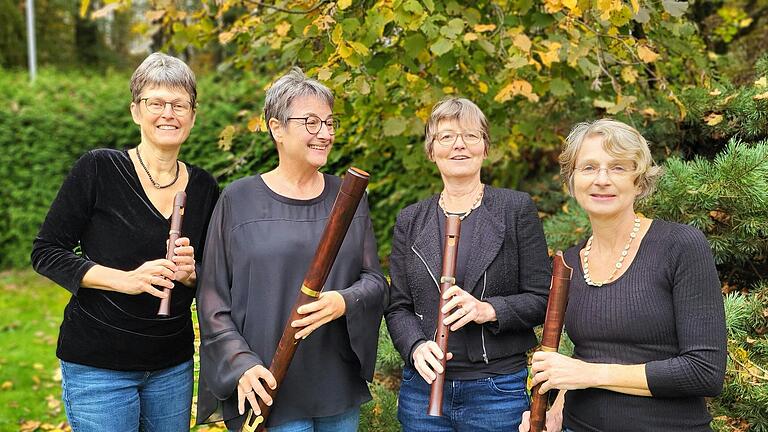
[269,95,334,170]
[572,134,641,219]
[130,86,196,150]
[430,118,487,181]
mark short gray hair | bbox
[559,118,663,200]
[424,98,490,157]
[130,52,197,107]
[264,67,334,142]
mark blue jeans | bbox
[229,407,360,432]
[398,367,530,432]
[60,359,193,432]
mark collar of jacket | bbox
[412,185,506,294]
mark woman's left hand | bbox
[441,285,496,330]
[529,351,596,393]
[171,237,196,287]
[291,291,346,339]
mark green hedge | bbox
[0,69,264,268]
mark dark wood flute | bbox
[529,251,573,432]
[427,214,461,417]
[240,167,369,432]
[157,191,186,317]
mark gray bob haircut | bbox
[130,52,197,107]
[559,118,663,200]
[424,97,490,157]
[264,67,335,142]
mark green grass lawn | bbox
[0,270,400,432]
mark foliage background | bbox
[2,0,768,430]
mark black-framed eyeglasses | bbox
[140,97,193,116]
[433,130,485,147]
[287,116,339,135]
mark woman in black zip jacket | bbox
[385,97,551,432]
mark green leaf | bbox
[403,0,424,14]
[430,37,454,56]
[440,18,465,40]
[383,118,407,136]
[506,55,528,69]
[662,0,688,18]
[404,34,427,58]
[549,78,573,97]
[422,0,435,13]
[633,6,651,23]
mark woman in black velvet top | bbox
[519,119,726,432]
[31,52,219,432]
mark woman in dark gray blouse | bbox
[520,119,727,432]
[195,68,387,432]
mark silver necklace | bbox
[136,146,180,189]
[582,216,641,287]
[439,184,484,220]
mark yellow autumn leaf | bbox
[349,41,370,56]
[218,31,235,45]
[464,33,478,42]
[218,125,235,151]
[494,80,539,103]
[145,9,166,21]
[641,108,658,117]
[668,91,687,120]
[478,81,489,94]
[709,89,722,96]
[620,66,638,84]
[630,0,640,13]
[753,91,768,100]
[338,42,353,59]
[593,99,616,109]
[513,34,532,53]
[338,0,352,9]
[317,67,332,81]
[544,0,563,13]
[443,86,455,94]
[1,381,12,390]
[637,45,659,63]
[755,76,767,88]
[275,21,291,37]
[473,24,496,33]
[247,115,263,132]
[405,73,420,83]
[79,0,90,18]
[537,41,562,67]
[562,0,577,9]
[704,113,723,126]
[331,24,343,45]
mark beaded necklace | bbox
[582,216,641,287]
[438,184,484,220]
[136,146,180,189]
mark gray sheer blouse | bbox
[196,173,387,429]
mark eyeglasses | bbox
[288,116,339,135]
[574,162,635,178]
[433,130,485,147]
[140,97,193,116]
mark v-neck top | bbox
[32,148,219,370]
[562,219,727,431]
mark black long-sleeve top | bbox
[562,220,727,431]
[386,187,551,378]
[31,149,219,371]
[195,174,387,430]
